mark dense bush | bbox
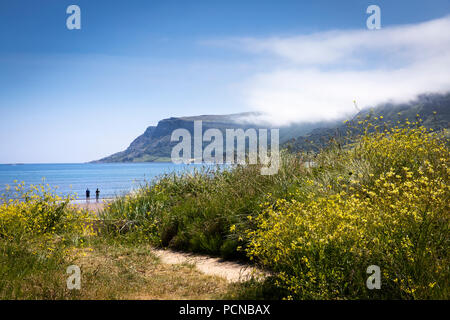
[0,183,91,241]
[0,183,93,299]
[244,125,449,299]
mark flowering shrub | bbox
[245,125,449,299]
[0,183,94,298]
[0,182,93,253]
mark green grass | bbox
[100,151,306,259]
[0,239,72,299]
[0,235,231,300]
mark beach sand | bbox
[71,200,110,213]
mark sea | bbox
[0,163,205,201]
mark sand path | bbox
[71,200,110,213]
[153,249,265,283]
[73,201,265,283]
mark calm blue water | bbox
[0,163,201,200]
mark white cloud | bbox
[218,16,450,125]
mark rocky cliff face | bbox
[93,113,271,162]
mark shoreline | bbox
[70,199,114,213]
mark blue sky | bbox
[1,0,449,163]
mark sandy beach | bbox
[71,200,112,213]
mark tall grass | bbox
[100,152,306,259]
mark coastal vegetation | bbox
[1,116,448,299]
[101,117,449,299]
[0,184,92,298]
[0,184,228,299]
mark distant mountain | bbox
[93,93,450,163]
[288,93,450,152]
[93,112,337,163]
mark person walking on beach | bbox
[86,188,90,202]
[95,188,100,202]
